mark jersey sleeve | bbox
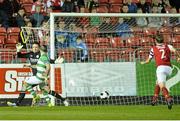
[148,48,154,59]
[17,52,30,58]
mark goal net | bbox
[20,13,180,106]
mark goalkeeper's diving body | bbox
[141,34,180,110]
[7,42,68,107]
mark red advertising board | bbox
[0,68,31,94]
[0,65,62,97]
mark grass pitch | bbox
[0,105,180,120]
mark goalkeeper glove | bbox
[177,57,180,62]
[16,43,23,52]
[55,57,64,64]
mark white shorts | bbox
[156,65,172,84]
[25,76,42,85]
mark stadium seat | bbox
[0,39,4,48]
[143,27,158,37]
[22,3,33,15]
[109,37,126,48]
[0,50,15,63]
[145,0,152,3]
[0,27,6,48]
[135,49,149,61]
[131,27,143,35]
[19,0,33,4]
[109,0,123,4]
[106,49,121,62]
[109,4,122,13]
[141,37,154,47]
[132,0,140,3]
[5,27,20,49]
[96,6,109,13]
[95,37,111,48]
[98,0,109,4]
[121,48,133,62]
[127,37,141,49]
[58,49,75,63]
[90,49,107,62]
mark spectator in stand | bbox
[136,8,148,27]
[79,7,89,29]
[0,0,10,27]
[156,0,164,13]
[99,17,114,37]
[148,6,163,28]
[46,0,64,12]
[87,0,98,13]
[89,7,101,27]
[30,5,45,27]
[168,8,179,26]
[116,17,133,40]
[124,0,137,13]
[13,8,31,27]
[136,0,151,13]
[55,20,69,49]
[151,0,158,7]
[44,7,53,21]
[38,20,50,45]
[21,21,34,42]
[162,0,172,13]
[121,4,136,26]
[72,35,88,62]
[74,0,85,11]
[62,0,76,12]
[68,23,80,47]
[31,0,46,14]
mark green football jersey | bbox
[36,53,50,81]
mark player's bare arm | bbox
[141,57,151,65]
[168,45,180,62]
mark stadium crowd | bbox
[0,0,179,27]
[0,0,180,63]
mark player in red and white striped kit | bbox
[141,34,180,110]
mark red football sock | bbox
[162,87,170,99]
[154,85,160,97]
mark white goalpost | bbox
[18,13,180,106]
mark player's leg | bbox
[7,82,27,107]
[49,90,69,106]
[25,76,41,106]
[39,83,52,107]
[156,66,173,109]
[151,83,160,106]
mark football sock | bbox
[42,89,51,102]
[16,92,26,106]
[49,90,65,101]
[26,84,36,97]
[162,87,170,99]
[154,85,160,97]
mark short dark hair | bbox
[155,35,164,43]
[32,41,40,46]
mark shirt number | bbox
[160,49,166,59]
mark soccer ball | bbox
[100,91,110,99]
